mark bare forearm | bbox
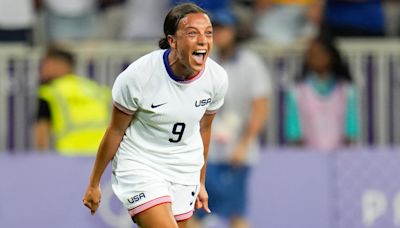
[199,113,215,185]
[88,106,133,187]
[34,120,51,151]
[241,98,269,146]
[200,129,211,185]
[241,116,266,146]
[88,127,124,187]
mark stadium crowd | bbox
[1,0,400,45]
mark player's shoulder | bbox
[115,50,163,85]
[205,57,228,82]
[127,49,163,73]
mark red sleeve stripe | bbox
[113,101,135,115]
[205,109,218,114]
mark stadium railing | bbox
[1,39,400,152]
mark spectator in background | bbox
[120,0,169,40]
[0,0,35,44]
[172,0,255,40]
[383,0,400,36]
[284,36,359,151]
[95,0,126,40]
[254,0,322,45]
[172,0,231,13]
[41,0,97,42]
[191,10,271,228]
[322,0,385,37]
[34,46,111,155]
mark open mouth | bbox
[192,49,207,65]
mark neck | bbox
[168,49,197,80]
[313,71,331,81]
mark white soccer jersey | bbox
[112,49,228,185]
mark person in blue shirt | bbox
[323,0,385,37]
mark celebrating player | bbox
[82,3,228,228]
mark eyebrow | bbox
[184,26,213,30]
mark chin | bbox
[191,65,204,74]
[191,62,206,71]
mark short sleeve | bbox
[112,69,141,115]
[37,98,51,121]
[206,71,228,114]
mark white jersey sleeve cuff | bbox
[205,109,218,115]
[113,101,135,115]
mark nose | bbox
[197,33,206,45]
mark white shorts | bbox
[112,171,200,221]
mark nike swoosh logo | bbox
[151,102,167,108]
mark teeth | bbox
[193,50,206,54]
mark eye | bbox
[205,31,213,37]
[187,31,197,37]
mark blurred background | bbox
[1,0,400,228]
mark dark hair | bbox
[297,35,352,82]
[45,46,75,68]
[159,3,207,49]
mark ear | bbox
[167,35,177,49]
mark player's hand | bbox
[82,185,102,215]
[195,184,211,213]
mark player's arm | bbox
[196,112,215,213]
[83,105,134,214]
[199,112,215,185]
[231,97,269,166]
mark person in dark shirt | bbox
[322,0,385,37]
[34,47,110,155]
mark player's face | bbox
[169,13,213,76]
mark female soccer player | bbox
[82,3,228,228]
